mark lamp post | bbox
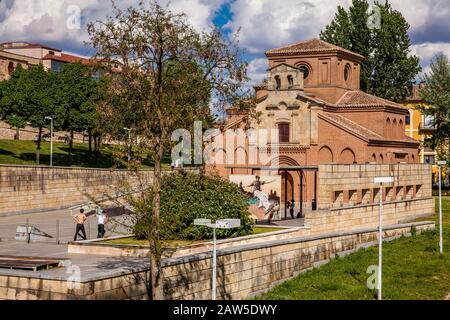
[193,218,241,300]
[123,128,131,164]
[45,116,55,167]
[373,176,394,301]
[437,160,447,255]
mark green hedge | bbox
[134,171,253,240]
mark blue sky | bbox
[1,0,450,85]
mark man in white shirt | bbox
[97,210,108,238]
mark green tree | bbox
[56,63,99,165]
[0,66,27,140]
[419,53,450,166]
[320,0,421,102]
[132,172,253,241]
[87,1,247,299]
[0,64,58,164]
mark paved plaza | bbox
[0,208,132,244]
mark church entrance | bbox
[281,171,294,219]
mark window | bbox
[278,123,290,143]
[49,51,55,55]
[287,75,293,89]
[7,62,14,75]
[405,114,411,125]
[344,63,351,82]
[298,64,310,80]
[275,76,281,89]
[424,155,435,165]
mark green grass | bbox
[0,139,171,169]
[257,197,450,300]
[102,226,286,247]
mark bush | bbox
[133,171,253,240]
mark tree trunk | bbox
[67,130,74,166]
[88,129,92,157]
[36,127,42,165]
[94,135,100,164]
[150,138,164,300]
[15,127,20,140]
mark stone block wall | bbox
[0,270,150,300]
[161,221,434,300]
[0,221,435,300]
[0,121,84,142]
[317,164,432,210]
[0,165,154,216]
[305,164,435,234]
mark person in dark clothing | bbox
[73,208,87,241]
[97,210,108,238]
[290,199,295,219]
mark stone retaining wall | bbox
[0,270,150,300]
[161,221,434,300]
[305,164,435,234]
[0,221,435,300]
[0,165,155,216]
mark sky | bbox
[1,0,450,86]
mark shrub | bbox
[133,171,253,240]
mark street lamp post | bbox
[45,116,55,167]
[373,176,394,301]
[437,160,447,255]
[123,128,131,164]
[193,218,241,300]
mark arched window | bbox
[379,154,384,164]
[7,62,14,75]
[393,119,397,139]
[278,123,290,143]
[386,118,391,138]
[275,76,281,90]
[296,62,310,80]
[319,146,334,164]
[340,148,356,164]
[287,75,293,89]
[371,153,377,163]
[344,63,352,82]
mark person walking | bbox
[97,209,108,238]
[73,208,87,241]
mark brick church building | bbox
[207,39,420,218]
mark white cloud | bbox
[411,42,450,63]
[0,0,224,53]
[247,57,268,86]
[225,0,352,54]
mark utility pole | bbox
[374,176,394,301]
[45,116,55,166]
[123,128,132,164]
[437,160,447,254]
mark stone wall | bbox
[0,270,150,300]
[304,164,435,234]
[0,121,84,142]
[0,165,154,216]
[161,221,434,300]
[0,221,435,300]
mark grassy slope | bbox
[258,197,450,300]
[0,139,172,169]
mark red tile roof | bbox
[319,113,382,141]
[43,53,91,65]
[265,39,364,59]
[336,90,405,109]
